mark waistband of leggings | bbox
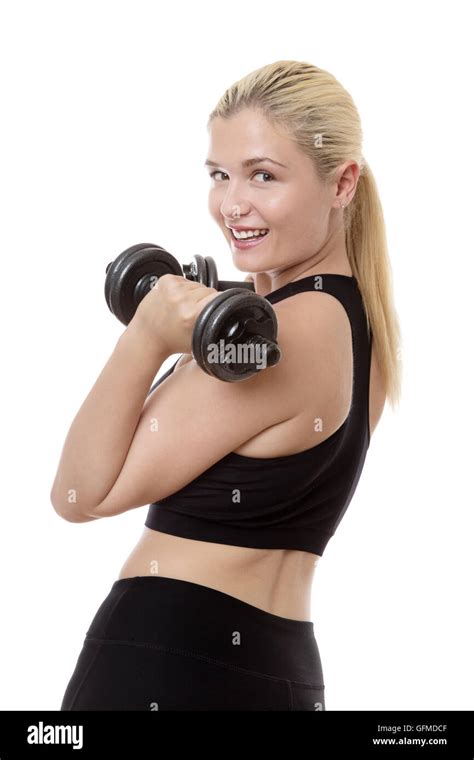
[85,575,323,686]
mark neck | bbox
[253,231,352,297]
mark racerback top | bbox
[144,273,373,556]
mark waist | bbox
[118,527,319,621]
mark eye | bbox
[209,170,228,181]
[253,171,274,183]
[208,170,274,183]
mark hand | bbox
[131,274,219,356]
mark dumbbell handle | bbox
[181,261,255,293]
[218,280,254,292]
[105,265,254,293]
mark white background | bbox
[0,0,472,711]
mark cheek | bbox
[260,189,291,226]
[274,195,325,250]
[281,192,322,234]
[265,182,314,222]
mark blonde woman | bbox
[53,60,401,711]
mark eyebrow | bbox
[204,156,288,169]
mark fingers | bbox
[155,273,218,307]
[188,284,219,304]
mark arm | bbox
[85,294,344,520]
[50,320,171,522]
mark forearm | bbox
[50,318,170,519]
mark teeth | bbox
[231,228,269,240]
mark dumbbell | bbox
[104,242,281,382]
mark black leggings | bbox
[60,575,325,711]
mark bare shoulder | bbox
[271,290,353,416]
[273,291,352,382]
[279,288,391,441]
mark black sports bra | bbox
[144,273,373,556]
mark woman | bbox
[52,60,401,711]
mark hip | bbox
[61,575,325,711]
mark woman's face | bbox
[206,107,339,277]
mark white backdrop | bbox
[0,0,472,711]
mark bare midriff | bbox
[117,351,321,622]
[118,531,320,620]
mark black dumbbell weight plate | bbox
[204,256,219,289]
[192,289,278,382]
[105,243,182,325]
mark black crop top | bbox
[144,274,373,556]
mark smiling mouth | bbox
[229,228,270,240]
[228,229,271,250]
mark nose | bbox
[219,182,251,224]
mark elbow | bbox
[50,487,98,523]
